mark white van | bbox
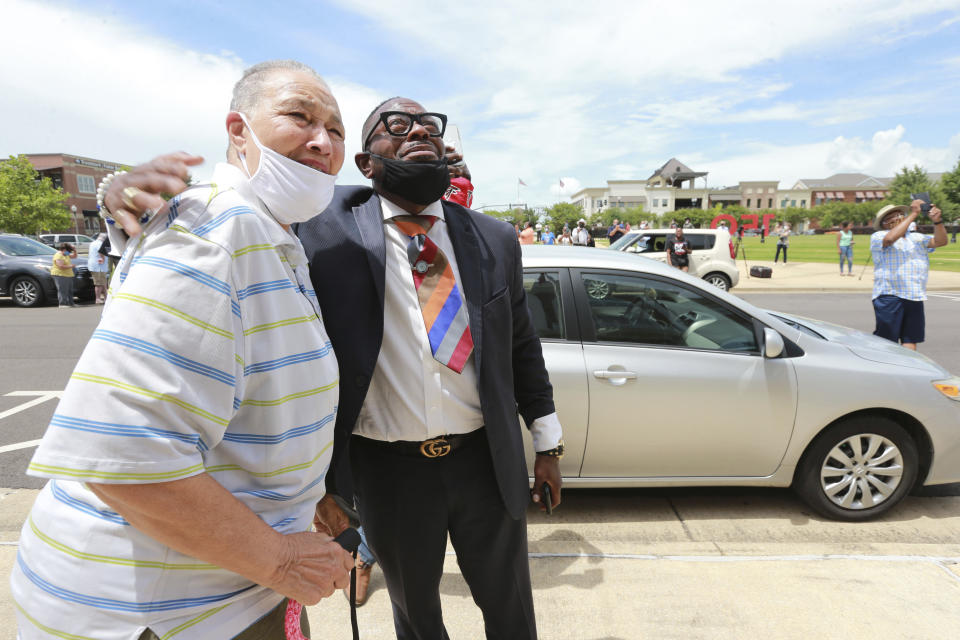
[609,228,740,290]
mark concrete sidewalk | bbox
[732,260,960,293]
[4,487,960,639]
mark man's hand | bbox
[444,145,471,180]
[267,531,355,604]
[313,494,350,537]
[532,455,562,511]
[930,205,943,224]
[105,152,204,236]
[910,199,926,216]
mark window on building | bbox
[746,199,751,208]
[768,199,773,208]
[76,174,96,194]
[800,200,806,208]
[790,200,796,207]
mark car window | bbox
[77,235,94,243]
[609,233,636,251]
[0,236,57,256]
[523,271,564,339]
[625,234,666,254]
[580,272,758,352]
[686,234,716,250]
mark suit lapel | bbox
[444,203,484,367]
[353,195,387,310]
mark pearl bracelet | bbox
[96,171,128,220]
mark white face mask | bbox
[237,112,337,225]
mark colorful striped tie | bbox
[392,215,474,373]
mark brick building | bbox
[24,153,128,235]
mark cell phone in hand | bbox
[541,483,552,516]
[911,192,932,214]
[444,124,464,166]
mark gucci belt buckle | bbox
[419,437,451,458]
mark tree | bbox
[0,155,71,235]
[542,202,584,233]
[941,156,960,221]
[886,164,957,221]
[887,165,934,206]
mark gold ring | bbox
[121,186,143,210]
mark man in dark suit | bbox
[300,97,563,639]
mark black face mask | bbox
[371,154,451,205]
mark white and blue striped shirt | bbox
[12,163,339,639]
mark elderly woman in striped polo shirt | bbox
[12,60,354,640]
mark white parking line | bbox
[929,293,960,302]
[0,391,62,421]
[0,439,42,454]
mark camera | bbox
[911,192,932,216]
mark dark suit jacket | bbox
[296,186,555,519]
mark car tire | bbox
[702,272,731,291]
[10,276,45,307]
[794,416,918,521]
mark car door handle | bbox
[593,370,638,379]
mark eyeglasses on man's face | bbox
[364,111,447,149]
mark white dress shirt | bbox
[353,196,561,451]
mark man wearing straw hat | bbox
[870,199,948,350]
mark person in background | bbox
[607,218,625,243]
[541,226,556,245]
[559,227,573,245]
[50,242,77,308]
[519,221,535,245]
[870,200,948,351]
[837,221,854,276]
[774,223,790,263]
[86,233,110,303]
[667,227,692,272]
[535,222,543,242]
[572,218,590,246]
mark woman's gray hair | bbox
[229,60,327,115]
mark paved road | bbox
[737,291,960,373]
[3,296,960,638]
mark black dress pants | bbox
[351,431,536,640]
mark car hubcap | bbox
[820,433,904,510]
[707,276,728,290]
[585,280,610,300]
[14,281,38,305]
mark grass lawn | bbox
[733,233,960,272]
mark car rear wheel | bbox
[10,276,45,307]
[794,416,918,521]
[702,272,731,291]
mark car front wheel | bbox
[702,272,731,291]
[794,416,918,521]
[10,276,45,307]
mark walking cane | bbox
[857,251,873,280]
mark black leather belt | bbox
[355,428,484,458]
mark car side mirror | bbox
[763,328,784,358]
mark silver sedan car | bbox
[519,246,960,521]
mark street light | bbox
[70,205,78,234]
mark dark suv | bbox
[0,235,95,307]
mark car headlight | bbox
[32,264,51,273]
[933,377,960,401]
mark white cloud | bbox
[0,0,381,185]
[684,126,960,189]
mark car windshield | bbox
[609,233,637,250]
[0,236,58,256]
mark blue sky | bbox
[3,0,960,209]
